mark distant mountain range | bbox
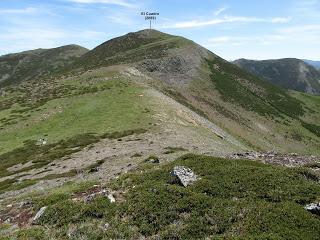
[303,59,320,70]
[233,58,320,95]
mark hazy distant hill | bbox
[304,59,320,70]
[233,58,320,95]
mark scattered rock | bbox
[32,206,47,223]
[88,166,100,173]
[102,222,110,231]
[84,194,96,203]
[171,166,197,187]
[145,156,160,164]
[230,151,319,167]
[84,189,116,203]
[305,203,320,215]
[37,138,47,146]
[18,200,33,208]
[107,193,116,203]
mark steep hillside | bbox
[233,58,320,95]
[0,45,88,87]
[304,59,320,70]
[70,29,320,153]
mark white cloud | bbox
[204,34,286,47]
[67,0,136,8]
[0,7,37,14]
[214,7,228,16]
[280,24,320,33]
[160,16,291,29]
[0,24,108,55]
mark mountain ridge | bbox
[233,58,320,95]
[0,44,88,87]
[0,29,320,239]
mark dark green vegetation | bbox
[207,58,304,118]
[163,146,187,154]
[233,58,320,95]
[0,45,88,87]
[0,77,152,154]
[76,30,185,70]
[3,154,320,239]
[301,121,320,137]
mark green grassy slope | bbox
[2,154,320,239]
[85,29,319,153]
[0,69,154,180]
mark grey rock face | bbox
[305,203,320,215]
[171,166,197,187]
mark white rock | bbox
[33,206,47,223]
[305,203,320,215]
[107,194,116,203]
[171,166,197,187]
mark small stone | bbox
[18,200,33,208]
[84,194,96,203]
[88,167,100,173]
[107,194,116,203]
[33,206,47,223]
[4,218,11,223]
[305,203,320,215]
[103,223,110,230]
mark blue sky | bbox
[0,0,319,60]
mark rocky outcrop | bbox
[171,166,197,187]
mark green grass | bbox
[0,80,152,155]
[301,121,320,137]
[4,154,320,239]
[206,58,304,119]
[0,178,38,194]
[76,30,185,69]
[0,78,153,182]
